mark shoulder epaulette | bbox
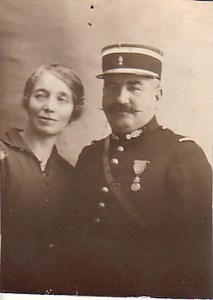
[178,137,194,143]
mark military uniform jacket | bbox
[75,118,212,298]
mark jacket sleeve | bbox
[167,140,212,296]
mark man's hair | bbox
[23,64,85,122]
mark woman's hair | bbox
[23,64,85,121]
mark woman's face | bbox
[27,70,74,137]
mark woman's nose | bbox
[43,97,56,112]
[116,86,129,104]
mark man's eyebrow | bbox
[104,80,116,84]
[127,80,144,85]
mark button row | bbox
[111,158,119,165]
[101,186,109,193]
[117,146,124,152]
[98,202,105,208]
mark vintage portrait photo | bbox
[0,0,212,299]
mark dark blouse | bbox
[0,128,80,294]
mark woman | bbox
[0,64,84,294]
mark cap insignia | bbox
[118,55,124,66]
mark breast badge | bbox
[131,160,149,192]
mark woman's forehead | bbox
[33,70,72,93]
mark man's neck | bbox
[111,116,159,140]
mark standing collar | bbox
[111,116,160,141]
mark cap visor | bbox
[96,68,159,79]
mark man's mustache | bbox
[100,103,142,114]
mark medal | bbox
[131,160,149,192]
[131,175,141,192]
[131,182,141,192]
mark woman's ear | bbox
[69,105,83,123]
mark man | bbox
[75,44,212,298]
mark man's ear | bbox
[155,86,163,101]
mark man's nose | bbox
[116,86,129,104]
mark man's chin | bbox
[110,121,136,134]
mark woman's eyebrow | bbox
[59,91,70,96]
[34,88,48,93]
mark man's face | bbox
[102,74,161,134]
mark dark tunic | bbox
[75,118,212,298]
[0,128,80,295]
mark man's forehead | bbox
[104,74,154,84]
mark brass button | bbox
[98,202,105,208]
[117,146,124,152]
[94,217,101,223]
[101,186,109,193]
[111,158,119,165]
[126,134,131,140]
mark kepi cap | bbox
[96,43,163,80]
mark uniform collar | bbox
[111,116,160,141]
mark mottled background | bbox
[0,0,212,165]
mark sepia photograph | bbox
[0,0,212,299]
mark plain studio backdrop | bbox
[0,0,212,166]
[0,2,212,300]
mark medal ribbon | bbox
[131,160,149,192]
[133,160,149,176]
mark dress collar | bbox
[1,128,59,167]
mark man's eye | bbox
[104,84,117,91]
[128,85,142,92]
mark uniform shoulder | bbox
[160,128,207,159]
[56,153,74,173]
[162,129,210,165]
[162,127,196,144]
[79,137,106,154]
[75,137,106,169]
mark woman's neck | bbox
[20,127,58,163]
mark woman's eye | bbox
[34,92,48,100]
[58,95,70,103]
